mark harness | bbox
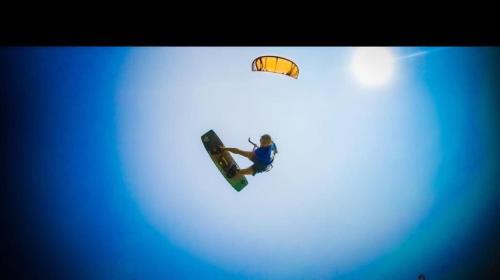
[248,138,278,172]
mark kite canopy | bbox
[251,56,299,79]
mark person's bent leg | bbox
[222,147,254,160]
[237,166,255,176]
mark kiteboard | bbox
[201,130,248,192]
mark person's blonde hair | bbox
[261,134,273,144]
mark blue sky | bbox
[3,47,500,279]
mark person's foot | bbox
[211,145,224,155]
[226,165,239,178]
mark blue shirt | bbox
[254,143,277,165]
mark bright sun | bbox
[351,47,395,87]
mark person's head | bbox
[260,134,273,146]
[417,274,426,280]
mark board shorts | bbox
[250,154,270,176]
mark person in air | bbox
[219,134,278,178]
